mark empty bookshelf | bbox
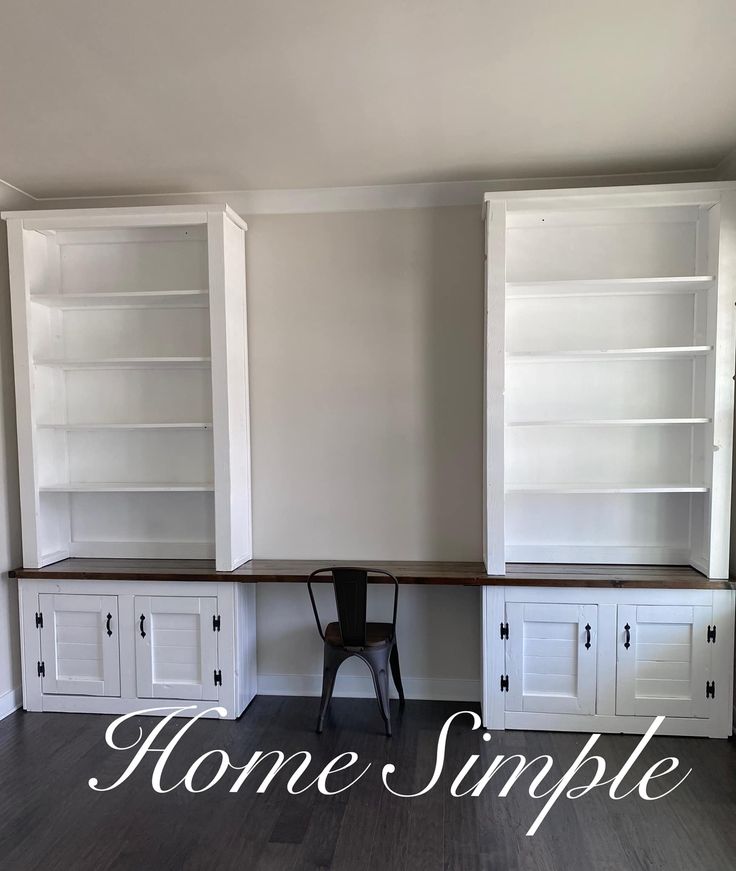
[3,204,252,571]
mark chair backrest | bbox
[332,567,369,647]
[307,566,399,648]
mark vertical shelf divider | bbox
[484,200,506,575]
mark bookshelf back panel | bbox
[506,426,701,487]
[36,430,70,488]
[506,358,697,421]
[506,213,697,282]
[54,227,208,294]
[32,308,211,360]
[506,492,693,550]
[44,369,214,425]
[60,430,214,486]
[65,491,215,544]
[506,293,695,353]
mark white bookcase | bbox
[2,204,252,571]
[484,183,736,578]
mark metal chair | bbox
[307,566,405,736]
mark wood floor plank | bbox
[0,700,734,870]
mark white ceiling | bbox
[1,0,736,198]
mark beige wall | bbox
[245,207,484,689]
[247,207,483,560]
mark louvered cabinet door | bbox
[505,602,598,714]
[135,596,219,701]
[38,594,120,696]
[616,605,711,718]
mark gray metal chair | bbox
[307,566,405,736]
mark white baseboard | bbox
[257,673,480,702]
[0,687,21,721]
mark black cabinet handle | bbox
[106,613,112,637]
[584,623,591,650]
[139,614,146,638]
[624,623,631,649]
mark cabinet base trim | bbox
[0,687,22,721]
[37,695,234,719]
[503,711,727,738]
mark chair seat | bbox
[325,621,394,647]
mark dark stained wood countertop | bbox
[8,559,734,589]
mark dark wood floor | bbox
[0,698,734,870]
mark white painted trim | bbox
[257,672,480,702]
[39,695,230,718]
[5,168,720,216]
[484,179,736,207]
[0,687,22,720]
[0,177,36,200]
[502,587,716,605]
[707,194,736,577]
[1,204,247,232]
[711,590,735,737]
[484,201,506,574]
[596,604,617,717]
[207,211,252,570]
[6,220,42,567]
[503,711,729,739]
[481,587,506,729]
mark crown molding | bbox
[0,176,36,202]
[1,165,722,216]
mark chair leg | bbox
[389,643,405,705]
[317,645,343,733]
[364,648,392,737]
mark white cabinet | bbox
[18,579,256,720]
[135,595,219,701]
[482,586,735,738]
[38,593,120,697]
[616,604,711,718]
[483,183,736,578]
[2,204,252,571]
[505,602,597,715]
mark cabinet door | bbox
[616,605,711,718]
[506,602,597,714]
[38,594,120,696]
[135,596,218,701]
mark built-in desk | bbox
[9,559,735,736]
[10,558,733,588]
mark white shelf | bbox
[507,418,711,428]
[40,482,215,493]
[506,276,715,298]
[29,290,209,309]
[506,483,709,495]
[37,422,212,430]
[507,346,712,363]
[34,357,212,370]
